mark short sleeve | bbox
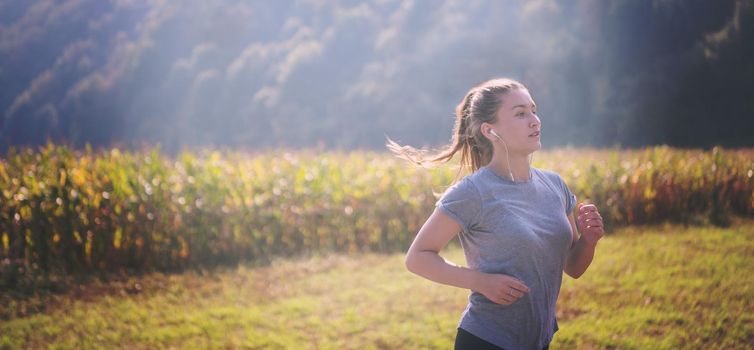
[560,176,577,214]
[435,178,482,233]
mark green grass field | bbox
[2,221,753,349]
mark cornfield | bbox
[1,144,753,281]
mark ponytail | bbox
[387,78,526,185]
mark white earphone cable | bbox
[491,130,533,182]
[493,133,515,182]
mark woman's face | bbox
[486,88,542,155]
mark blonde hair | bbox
[387,77,528,183]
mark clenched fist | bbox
[576,203,605,246]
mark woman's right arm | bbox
[404,207,481,289]
[404,208,529,304]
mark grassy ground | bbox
[1,221,753,349]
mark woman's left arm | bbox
[564,203,605,279]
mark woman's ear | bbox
[480,122,495,141]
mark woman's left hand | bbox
[576,203,605,246]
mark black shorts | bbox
[454,327,550,350]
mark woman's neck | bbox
[487,154,532,182]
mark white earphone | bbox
[487,129,516,182]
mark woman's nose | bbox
[530,116,540,128]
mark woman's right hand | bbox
[474,272,530,305]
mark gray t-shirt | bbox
[436,166,576,350]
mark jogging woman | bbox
[388,78,605,350]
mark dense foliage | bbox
[1,145,752,282]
